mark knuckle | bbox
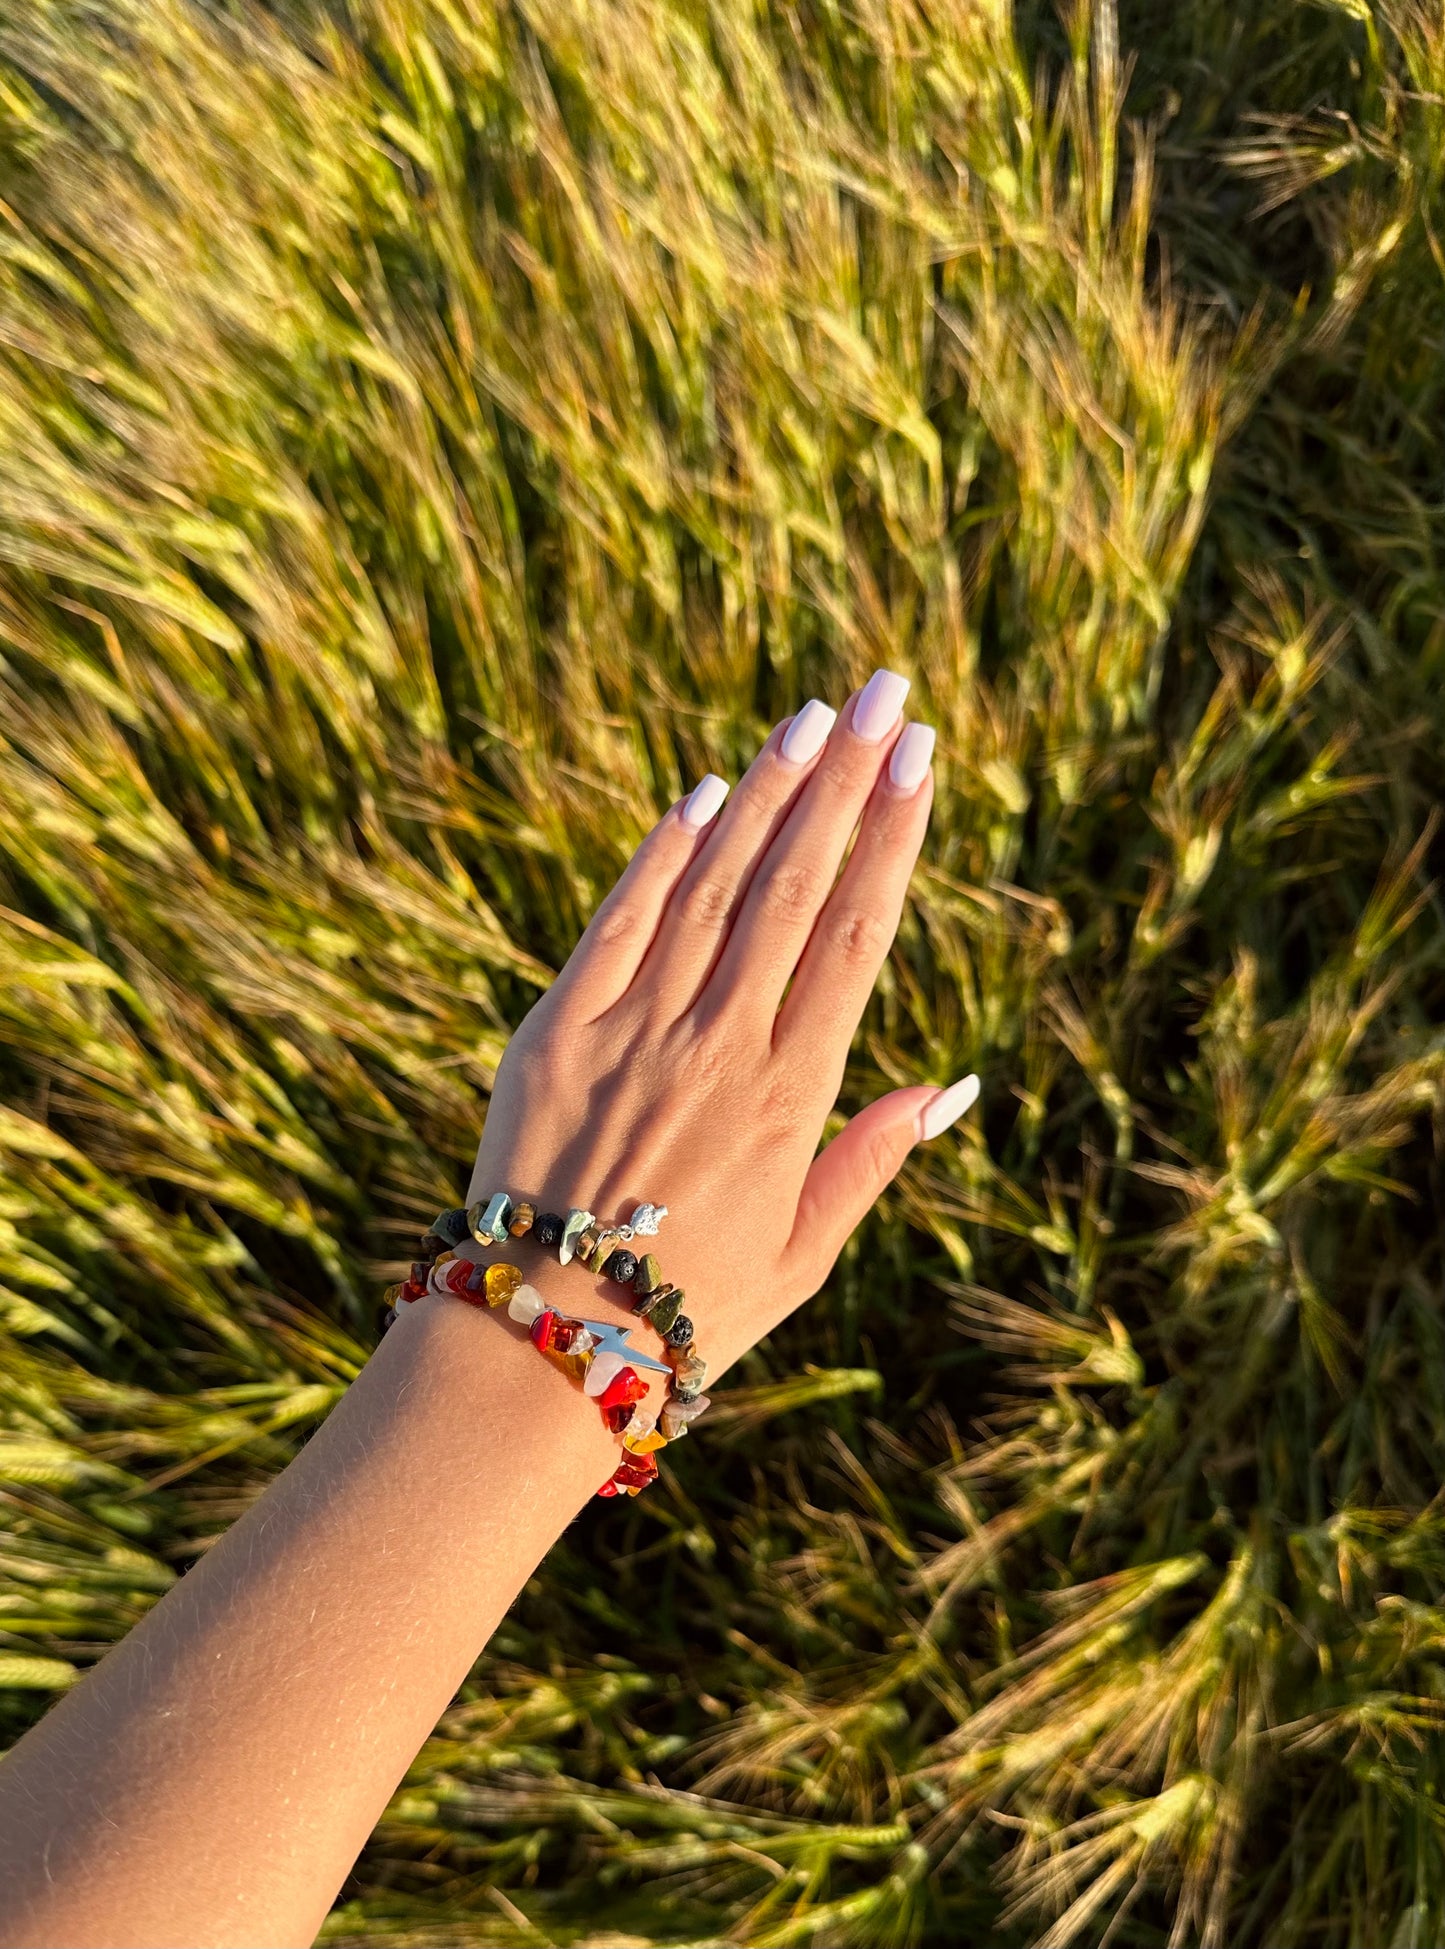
[826,904,889,966]
[679,876,734,930]
[759,861,824,925]
[591,902,640,949]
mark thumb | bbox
[787,1075,981,1291]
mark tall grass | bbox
[0,1,1442,1941]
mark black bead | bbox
[604,1249,639,1284]
[534,1211,564,1248]
[418,1232,448,1261]
[432,1207,471,1248]
[665,1313,694,1347]
[376,1301,396,1337]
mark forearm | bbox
[0,1276,620,1949]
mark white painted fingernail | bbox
[888,721,935,793]
[779,698,838,766]
[680,773,729,830]
[917,1074,980,1141]
[851,668,911,743]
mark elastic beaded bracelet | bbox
[381,1192,710,1497]
[463,1190,711,1414]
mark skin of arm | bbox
[0,671,976,1947]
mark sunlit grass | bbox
[1,1,1443,1942]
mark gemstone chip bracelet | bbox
[380,1193,710,1498]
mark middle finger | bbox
[699,668,910,1026]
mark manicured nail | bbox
[852,668,911,743]
[680,773,729,830]
[888,721,935,793]
[779,697,838,766]
[917,1074,981,1141]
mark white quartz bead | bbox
[583,1351,626,1398]
[506,1283,548,1326]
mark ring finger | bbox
[622,695,840,1017]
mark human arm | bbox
[0,669,980,1948]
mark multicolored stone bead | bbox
[431,1207,472,1248]
[640,1286,684,1335]
[468,1192,514,1245]
[585,1229,626,1272]
[632,1253,663,1296]
[604,1250,639,1284]
[558,1208,595,1266]
[584,1351,627,1398]
[664,1312,694,1347]
[534,1211,564,1248]
[658,1392,710,1439]
[442,1259,482,1299]
[623,1426,668,1455]
[483,1261,523,1308]
[598,1366,647,1410]
[669,1348,707,1395]
[530,1309,559,1351]
[507,1283,548,1326]
[575,1226,601,1260]
[507,1200,536,1237]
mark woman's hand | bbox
[463,667,981,1385]
[0,667,983,1949]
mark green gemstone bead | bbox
[641,1286,684,1334]
[633,1252,663,1296]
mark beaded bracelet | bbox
[380,1193,711,1498]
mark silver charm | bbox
[558,1207,594,1266]
[627,1203,668,1237]
[584,1319,672,1377]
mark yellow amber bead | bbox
[484,1262,523,1308]
[623,1428,667,1455]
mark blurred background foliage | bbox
[0,0,1443,1941]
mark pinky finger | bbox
[546,776,730,1021]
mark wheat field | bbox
[1,2,1443,1943]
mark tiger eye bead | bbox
[664,1313,694,1347]
[534,1211,565,1248]
[604,1249,639,1284]
[507,1200,536,1237]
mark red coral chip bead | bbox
[530,1309,558,1351]
[603,1402,636,1433]
[597,1366,647,1410]
[614,1454,658,1488]
[595,1478,621,1498]
[399,1278,427,1302]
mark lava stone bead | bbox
[665,1313,694,1347]
[432,1207,472,1248]
[533,1210,565,1249]
[604,1249,639,1284]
